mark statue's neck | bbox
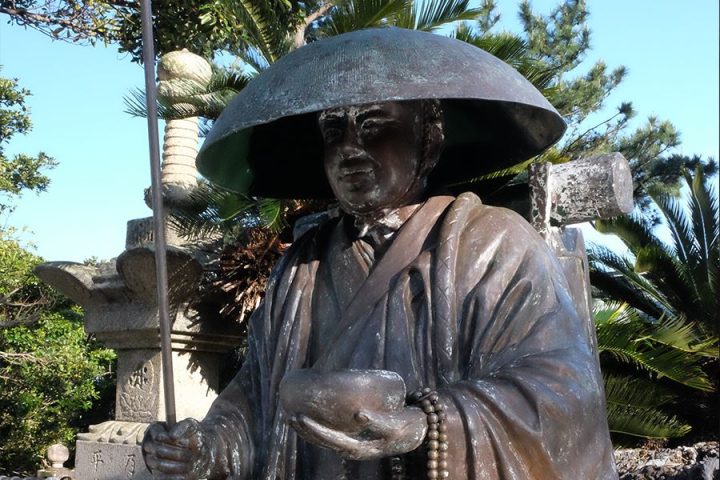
[352,201,423,248]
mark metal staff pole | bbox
[140,0,176,427]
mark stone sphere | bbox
[46,444,69,467]
[157,49,212,84]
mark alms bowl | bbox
[279,369,406,432]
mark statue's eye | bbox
[360,119,397,140]
[321,126,343,144]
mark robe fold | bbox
[201,192,618,480]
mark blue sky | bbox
[1,0,718,262]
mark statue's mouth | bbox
[337,156,378,182]
[339,167,375,180]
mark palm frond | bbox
[685,168,720,322]
[393,0,483,32]
[604,373,691,439]
[595,214,663,254]
[208,0,293,65]
[450,158,534,187]
[323,0,406,36]
[592,300,625,326]
[604,374,675,409]
[258,198,285,232]
[645,315,718,357]
[166,183,284,242]
[167,185,252,241]
[595,306,714,391]
[236,45,273,73]
[606,404,691,439]
[452,28,559,94]
[124,69,251,121]
[651,191,694,265]
[595,302,714,356]
[588,243,673,316]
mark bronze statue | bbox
[142,29,618,479]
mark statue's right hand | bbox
[142,418,211,480]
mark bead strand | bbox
[410,387,450,480]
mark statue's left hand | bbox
[288,406,427,460]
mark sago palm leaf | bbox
[595,213,663,254]
[594,302,714,356]
[687,168,716,268]
[588,244,673,317]
[595,305,713,391]
[633,245,697,315]
[604,373,675,409]
[452,147,569,189]
[650,190,694,265]
[604,374,690,439]
[643,315,718,357]
[209,0,292,65]
[606,403,691,439]
[593,300,625,326]
[686,168,719,321]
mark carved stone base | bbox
[75,439,150,480]
[77,421,149,445]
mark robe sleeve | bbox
[434,197,617,479]
[197,229,322,480]
[197,309,261,480]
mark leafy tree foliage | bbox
[0,0,231,61]
[0,69,113,475]
[0,71,57,217]
[0,233,116,475]
[0,0,127,43]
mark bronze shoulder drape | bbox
[200,192,618,480]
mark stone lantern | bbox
[35,50,241,480]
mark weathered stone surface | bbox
[615,442,719,480]
[529,153,634,233]
[548,152,634,225]
[77,422,149,445]
[548,227,595,345]
[75,441,151,480]
[153,49,212,208]
[156,49,212,92]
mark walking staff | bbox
[139,0,176,427]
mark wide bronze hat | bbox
[196,27,566,198]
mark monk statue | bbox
[142,28,618,479]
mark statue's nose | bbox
[338,143,367,163]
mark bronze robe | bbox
[202,193,618,479]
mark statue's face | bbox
[319,101,425,216]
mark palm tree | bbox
[589,166,719,441]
